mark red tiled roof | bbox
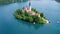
[23,7,29,10]
[29,11,34,14]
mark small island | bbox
[13,1,49,24]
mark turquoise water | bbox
[0,0,60,34]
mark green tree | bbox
[40,12,44,17]
[31,8,39,13]
[24,11,30,17]
[35,16,44,24]
[26,17,33,22]
[35,16,40,23]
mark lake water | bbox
[0,0,60,34]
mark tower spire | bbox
[29,0,31,11]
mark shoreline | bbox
[46,20,49,24]
[14,8,49,24]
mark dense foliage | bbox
[13,8,46,24]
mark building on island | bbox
[23,1,31,12]
[36,13,40,17]
[23,1,40,17]
[29,11,35,15]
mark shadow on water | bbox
[55,0,60,3]
[14,17,44,30]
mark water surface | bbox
[0,0,60,34]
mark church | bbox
[23,1,40,17]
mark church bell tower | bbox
[29,1,31,11]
